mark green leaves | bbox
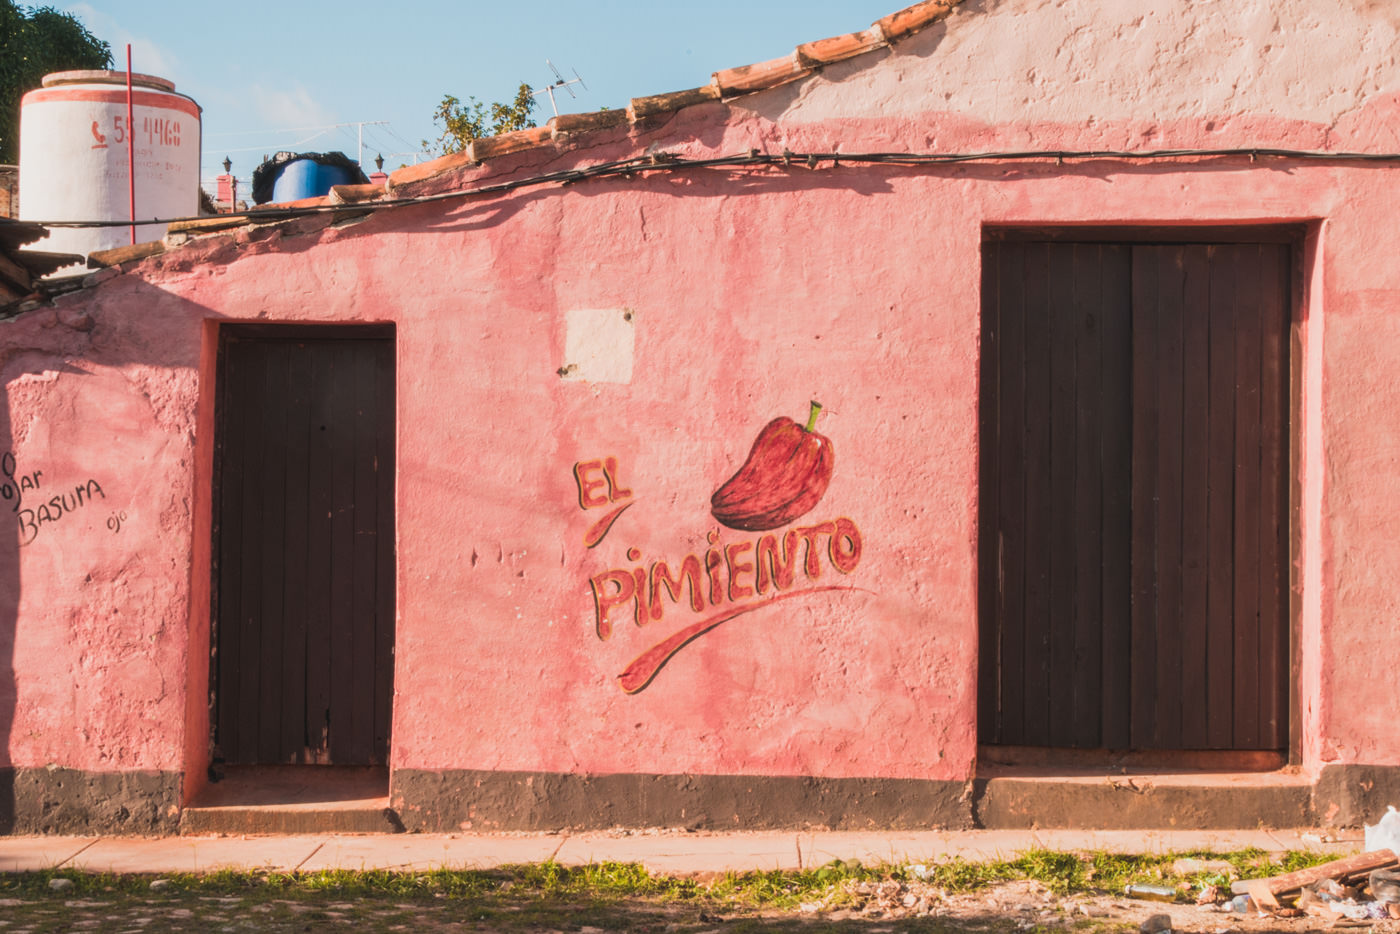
[0,1,113,163]
[424,82,537,156]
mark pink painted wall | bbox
[5,0,1400,798]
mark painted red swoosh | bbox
[584,500,634,548]
[617,585,863,694]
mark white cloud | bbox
[246,84,336,130]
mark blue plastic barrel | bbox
[270,158,355,202]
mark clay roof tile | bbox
[550,109,629,137]
[388,150,478,189]
[468,125,555,163]
[712,51,811,97]
[874,0,960,41]
[797,27,888,66]
[328,182,390,205]
[628,85,722,122]
[87,240,165,269]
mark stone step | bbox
[179,802,402,835]
[180,764,402,835]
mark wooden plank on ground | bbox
[1232,850,1400,898]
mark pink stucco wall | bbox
[5,0,1400,807]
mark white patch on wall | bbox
[561,308,635,384]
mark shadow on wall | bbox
[0,281,223,833]
[1,390,12,833]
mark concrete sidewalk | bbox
[0,828,1362,875]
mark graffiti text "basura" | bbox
[18,479,106,547]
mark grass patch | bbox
[0,846,1348,927]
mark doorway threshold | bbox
[980,744,1290,775]
[181,766,402,835]
[974,746,1310,830]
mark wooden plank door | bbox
[979,238,1290,751]
[213,326,395,765]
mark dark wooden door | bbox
[213,326,395,765]
[978,238,1290,751]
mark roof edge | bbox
[378,1,962,194]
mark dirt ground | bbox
[2,878,1397,933]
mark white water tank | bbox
[18,70,201,265]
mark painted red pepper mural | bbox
[711,401,834,531]
[576,401,864,693]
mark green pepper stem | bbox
[804,400,823,432]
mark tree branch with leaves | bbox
[0,1,112,163]
[424,82,537,156]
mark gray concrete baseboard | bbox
[3,764,1398,835]
[0,767,181,835]
[390,770,974,833]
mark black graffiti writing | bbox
[17,479,105,547]
[1,451,42,512]
[106,511,128,534]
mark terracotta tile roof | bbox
[386,0,964,187]
[4,0,964,308]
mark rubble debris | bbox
[1366,806,1400,854]
[1139,911,1173,933]
[1371,867,1400,904]
[1226,893,1253,913]
[1223,847,1400,922]
[1230,848,1399,901]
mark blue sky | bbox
[61,2,902,190]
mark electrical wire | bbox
[23,145,1400,229]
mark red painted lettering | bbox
[704,546,724,607]
[795,521,836,579]
[603,456,632,501]
[829,517,862,573]
[649,555,704,620]
[589,569,637,640]
[725,541,755,601]
[755,530,800,593]
[573,460,610,509]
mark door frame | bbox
[977,225,1307,765]
[208,322,397,767]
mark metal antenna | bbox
[532,60,588,117]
